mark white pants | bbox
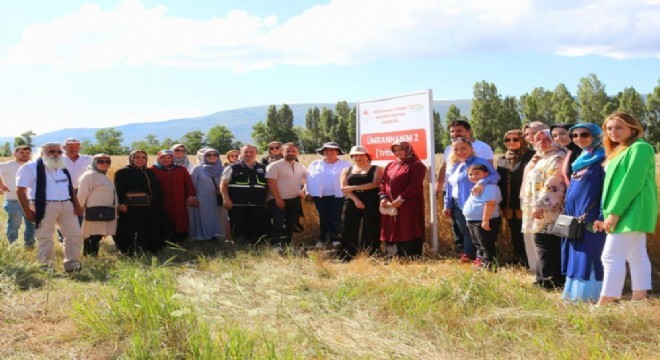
[524,233,539,272]
[600,232,652,298]
[35,201,83,270]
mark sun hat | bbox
[316,142,345,155]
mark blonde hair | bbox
[602,112,644,161]
[449,137,473,163]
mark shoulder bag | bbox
[126,170,152,206]
[550,201,598,239]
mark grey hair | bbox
[40,142,62,151]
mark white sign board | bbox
[356,90,434,166]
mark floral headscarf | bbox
[128,150,148,169]
[503,130,528,168]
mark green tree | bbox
[302,106,323,153]
[251,121,270,151]
[433,110,445,153]
[348,105,357,146]
[180,131,205,153]
[14,130,36,148]
[519,87,554,124]
[497,95,523,151]
[645,80,660,145]
[334,101,353,150]
[1,142,11,156]
[131,134,161,154]
[577,73,609,123]
[205,125,235,153]
[470,81,504,147]
[276,104,298,143]
[319,107,337,143]
[92,128,126,155]
[14,137,26,147]
[616,86,647,123]
[551,83,578,123]
[161,137,178,150]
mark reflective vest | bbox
[227,161,268,205]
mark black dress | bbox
[338,165,381,260]
[114,166,168,253]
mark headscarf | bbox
[169,144,190,168]
[569,123,606,173]
[196,147,208,165]
[154,150,176,170]
[551,123,582,176]
[391,141,418,162]
[503,130,529,168]
[128,150,148,169]
[534,129,565,157]
[202,148,224,178]
[90,153,111,174]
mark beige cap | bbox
[348,146,369,156]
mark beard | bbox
[284,155,297,161]
[43,156,65,169]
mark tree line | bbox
[4,73,659,157]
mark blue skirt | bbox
[562,269,602,302]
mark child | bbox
[462,164,502,269]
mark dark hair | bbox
[467,164,489,173]
[14,145,31,153]
[449,120,471,131]
[283,142,299,150]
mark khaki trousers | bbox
[35,201,82,270]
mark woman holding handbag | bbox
[560,124,607,302]
[77,154,118,257]
[593,112,657,306]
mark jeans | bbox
[453,202,475,258]
[3,199,36,247]
[312,196,344,242]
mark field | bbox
[0,154,658,359]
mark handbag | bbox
[85,206,116,221]
[125,170,153,206]
[379,205,398,216]
[550,201,598,239]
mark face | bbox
[268,144,281,155]
[204,152,219,163]
[96,158,111,170]
[524,128,538,144]
[391,146,406,159]
[14,149,31,162]
[571,129,593,149]
[63,142,81,157]
[467,169,487,183]
[605,118,633,144]
[351,154,368,164]
[551,128,571,147]
[323,148,339,160]
[159,154,173,166]
[42,146,64,169]
[240,147,257,163]
[534,133,553,152]
[452,142,473,161]
[132,153,148,167]
[449,125,470,140]
[227,152,239,162]
[173,147,187,156]
[503,134,521,150]
[283,145,299,161]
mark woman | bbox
[305,142,351,248]
[443,137,500,262]
[224,150,240,166]
[188,148,227,241]
[261,141,283,166]
[561,123,607,302]
[497,130,535,266]
[114,150,167,254]
[550,123,581,186]
[170,144,193,171]
[77,154,118,256]
[379,142,427,259]
[337,146,383,261]
[521,130,567,289]
[150,150,197,242]
[593,112,656,306]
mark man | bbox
[435,120,494,254]
[220,144,268,245]
[266,142,307,247]
[16,143,83,272]
[58,138,93,241]
[0,145,36,248]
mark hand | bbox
[380,199,389,207]
[602,214,620,233]
[354,199,365,209]
[341,186,354,194]
[391,200,403,208]
[442,208,452,218]
[23,208,36,222]
[223,198,234,210]
[117,204,128,213]
[0,183,9,192]
[471,184,484,196]
[275,198,285,209]
[481,220,491,231]
[532,208,544,219]
[74,203,84,216]
[304,194,314,203]
[187,196,198,207]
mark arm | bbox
[16,186,35,222]
[481,200,497,230]
[267,178,285,209]
[183,169,197,206]
[532,156,566,212]
[391,163,426,208]
[435,162,447,196]
[220,167,233,209]
[76,173,92,209]
[604,143,653,216]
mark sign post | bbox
[356,90,438,253]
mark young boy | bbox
[462,164,502,270]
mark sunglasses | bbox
[504,138,520,143]
[205,153,219,157]
[571,132,591,139]
[174,148,186,152]
[47,150,63,154]
[96,159,111,164]
[229,154,238,158]
[269,146,280,150]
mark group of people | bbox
[0,112,656,306]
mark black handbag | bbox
[550,201,598,239]
[85,206,116,221]
[211,177,223,206]
[125,170,153,206]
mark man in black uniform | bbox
[220,144,268,245]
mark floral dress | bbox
[521,151,567,234]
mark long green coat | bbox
[602,139,658,233]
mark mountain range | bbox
[2,100,472,148]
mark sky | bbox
[1,0,659,137]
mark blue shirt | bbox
[463,184,502,221]
[444,156,500,210]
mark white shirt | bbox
[265,159,307,200]
[443,139,494,174]
[305,159,350,197]
[63,154,93,189]
[0,160,26,200]
[16,161,71,201]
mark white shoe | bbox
[315,241,326,249]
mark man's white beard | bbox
[44,156,65,169]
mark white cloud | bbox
[1,0,658,72]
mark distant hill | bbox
[1,100,472,148]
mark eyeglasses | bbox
[205,153,219,157]
[96,159,111,164]
[571,132,591,139]
[269,146,280,150]
[504,138,520,143]
[174,148,186,153]
[47,150,63,154]
[228,154,238,158]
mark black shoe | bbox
[65,264,83,273]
